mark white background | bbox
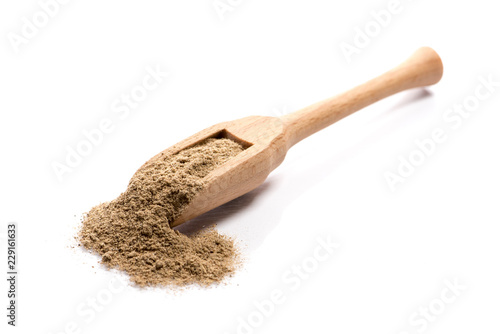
[1,1,499,333]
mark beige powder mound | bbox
[78,138,245,287]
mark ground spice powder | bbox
[78,138,245,287]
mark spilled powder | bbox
[78,138,245,287]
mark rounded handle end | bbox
[399,46,444,88]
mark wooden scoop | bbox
[145,47,443,227]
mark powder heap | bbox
[78,138,245,287]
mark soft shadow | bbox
[359,88,437,145]
[383,88,432,115]
[174,181,274,236]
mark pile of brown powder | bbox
[78,138,245,287]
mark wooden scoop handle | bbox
[280,47,443,148]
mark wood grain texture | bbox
[280,47,443,148]
[136,47,444,227]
